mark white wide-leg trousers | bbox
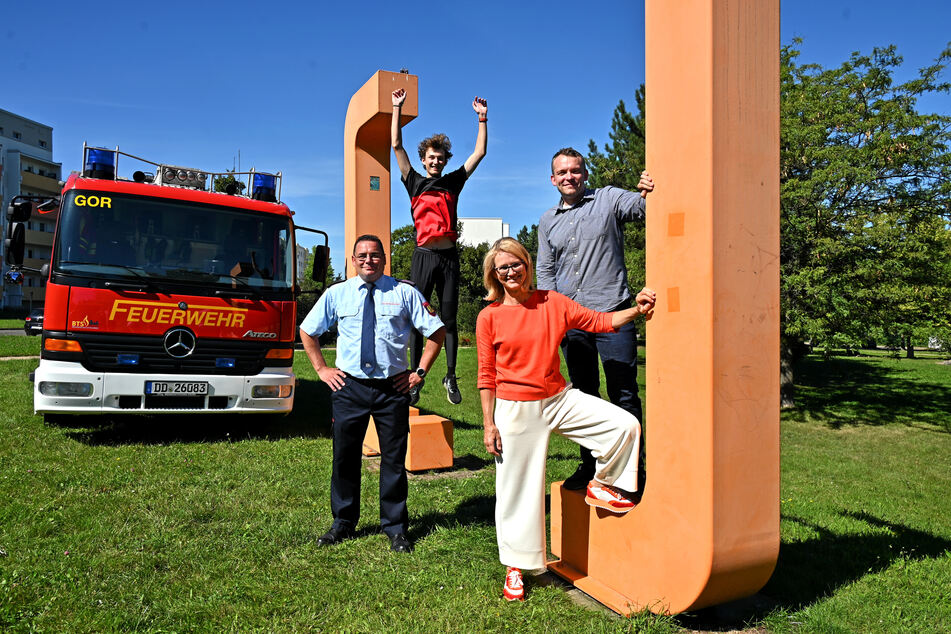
[493,387,641,570]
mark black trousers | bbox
[561,298,644,476]
[329,375,410,537]
[410,246,459,374]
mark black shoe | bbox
[389,533,413,553]
[317,525,354,547]
[562,462,595,491]
[443,374,462,405]
[408,381,422,407]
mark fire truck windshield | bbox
[53,191,293,294]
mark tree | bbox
[296,247,338,327]
[584,43,951,409]
[779,41,951,404]
[213,170,246,194]
[389,224,416,282]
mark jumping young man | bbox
[391,88,488,406]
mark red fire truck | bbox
[4,144,328,417]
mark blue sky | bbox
[4,1,949,273]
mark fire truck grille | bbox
[73,332,290,375]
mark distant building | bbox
[296,243,309,280]
[458,217,509,248]
[1,108,62,309]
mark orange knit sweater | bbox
[476,290,616,401]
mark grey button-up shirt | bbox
[536,186,646,312]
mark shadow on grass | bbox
[680,509,951,630]
[53,378,334,445]
[764,510,951,608]
[789,356,951,432]
[409,494,497,543]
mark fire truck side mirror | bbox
[7,200,33,223]
[5,199,32,265]
[311,245,330,285]
[5,223,25,265]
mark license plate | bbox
[145,381,208,396]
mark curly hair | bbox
[482,238,534,303]
[417,133,453,161]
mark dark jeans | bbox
[410,246,459,375]
[329,375,410,537]
[561,299,644,480]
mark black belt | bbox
[344,371,408,386]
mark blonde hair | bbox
[482,237,534,302]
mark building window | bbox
[14,131,22,139]
[28,250,34,258]
[39,140,48,148]
[39,222,46,232]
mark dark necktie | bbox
[360,283,377,374]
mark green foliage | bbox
[780,41,951,363]
[212,169,246,194]
[586,44,951,407]
[295,247,338,325]
[389,223,416,282]
[516,223,538,260]
[586,87,647,294]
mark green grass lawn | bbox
[0,336,41,358]
[0,346,948,632]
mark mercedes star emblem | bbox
[164,328,196,358]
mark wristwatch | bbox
[415,368,427,379]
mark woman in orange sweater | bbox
[476,237,655,602]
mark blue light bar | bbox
[216,358,236,369]
[251,173,277,202]
[117,353,139,365]
[84,148,116,179]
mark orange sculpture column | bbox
[548,0,780,614]
[344,70,417,277]
[346,71,456,471]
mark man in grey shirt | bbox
[536,147,654,490]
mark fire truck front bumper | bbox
[33,360,295,414]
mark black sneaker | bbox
[408,380,422,406]
[562,461,595,491]
[443,374,462,405]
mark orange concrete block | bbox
[404,414,453,472]
[547,0,780,615]
[362,407,419,456]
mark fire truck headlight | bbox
[251,385,292,399]
[39,381,94,397]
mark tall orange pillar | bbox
[548,0,780,614]
[344,71,417,277]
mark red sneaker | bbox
[503,566,525,601]
[585,481,636,514]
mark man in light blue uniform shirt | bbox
[300,234,445,553]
